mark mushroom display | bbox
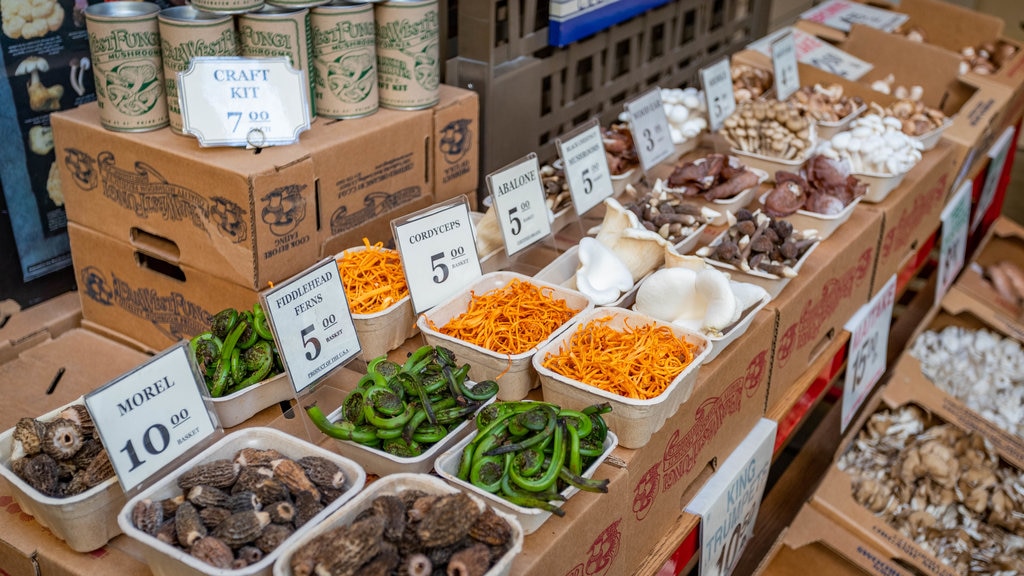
[959,40,1018,75]
[732,64,773,102]
[539,162,572,215]
[869,100,947,138]
[619,179,719,242]
[17,56,63,112]
[602,123,639,176]
[763,155,866,218]
[665,153,766,201]
[660,87,708,144]
[697,208,817,279]
[2,0,64,39]
[869,73,924,102]
[787,83,864,123]
[981,260,1024,310]
[721,100,814,161]
[815,114,924,175]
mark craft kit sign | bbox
[686,418,776,576]
[179,56,310,147]
[486,153,552,257]
[625,87,675,173]
[842,274,896,431]
[937,180,972,302]
[85,344,219,493]
[700,59,736,132]
[555,119,614,215]
[263,258,360,394]
[392,197,482,313]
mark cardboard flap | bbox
[0,293,82,366]
[895,0,1004,52]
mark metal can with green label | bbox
[238,6,315,118]
[84,2,168,132]
[375,0,439,110]
[158,6,237,134]
[191,0,263,17]
[310,2,378,119]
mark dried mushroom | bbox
[290,489,515,576]
[130,448,350,569]
[721,100,813,160]
[763,155,866,218]
[697,209,817,278]
[839,407,1024,575]
[9,404,114,498]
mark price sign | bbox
[555,119,614,215]
[686,419,776,576]
[842,274,896,431]
[973,126,1015,232]
[392,197,482,313]
[485,153,552,257]
[771,31,800,101]
[748,27,872,80]
[85,344,219,493]
[262,259,359,394]
[699,58,736,133]
[624,87,675,173]
[937,180,972,302]
[179,56,310,147]
[800,0,909,33]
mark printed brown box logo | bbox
[631,349,769,522]
[879,173,949,263]
[563,518,622,576]
[439,118,473,185]
[329,186,421,235]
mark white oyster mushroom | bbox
[593,197,671,283]
[635,267,702,325]
[697,267,740,332]
[574,237,634,305]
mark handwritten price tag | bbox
[262,259,359,394]
[85,344,219,493]
[686,419,776,576]
[842,274,896,431]
[555,119,614,215]
[700,59,736,133]
[392,197,482,313]
[624,87,675,173]
[771,31,800,101]
[486,153,552,257]
[179,56,310,147]
[937,180,972,301]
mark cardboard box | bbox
[796,0,908,44]
[839,25,1011,178]
[810,368,1024,576]
[768,207,882,413]
[949,216,1024,340]
[0,292,80,366]
[433,85,480,208]
[52,102,432,291]
[613,308,775,569]
[67,221,272,352]
[756,504,915,576]
[862,141,956,297]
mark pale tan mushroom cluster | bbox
[722,100,813,160]
[787,84,864,123]
[839,407,1024,575]
[869,74,924,102]
[960,41,1018,76]
[732,65,773,102]
[869,100,947,138]
[539,163,572,215]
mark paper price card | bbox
[700,59,736,133]
[771,31,800,102]
[748,27,872,80]
[624,87,675,173]
[686,419,776,576]
[842,274,896,432]
[800,0,909,33]
[973,126,1015,233]
[937,180,973,302]
[263,258,360,395]
[555,119,614,215]
[486,153,552,257]
[85,344,219,493]
[392,197,482,314]
[179,56,310,147]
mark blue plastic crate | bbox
[548,0,674,46]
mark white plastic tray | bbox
[435,425,617,534]
[758,191,862,239]
[856,168,910,203]
[210,372,293,429]
[534,243,667,308]
[0,398,125,552]
[912,116,953,151]
[417,271,593,401]
[814,103,866,141]
[534,307,710,449]
[323,395,494,476]
[272,473,523,576]
[702,228,819,299]
[729,147,811,179]
[701,288,771,364]
[118,428,366,576]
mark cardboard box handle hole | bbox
[134,251,186,283]
[130,227,181,261]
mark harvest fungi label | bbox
[800,0,908,33]
[686,418,776,576]
[263,258,360,394]
[937,180,972,302]
[392,197,482,313]
[842,274,896,431]
[771,31,799,101]
[700,58,736,133]
[85,344,219,493]
[179,56,310,147]
[555,119,614,215]
[486,153,552,257]
[625,87,675,173]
